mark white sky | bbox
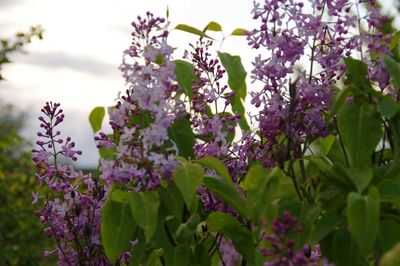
[0,0,398,167]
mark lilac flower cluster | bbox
[97,12,184,190]
[186,39,256,212]
[248,0,391,167]
[261,212,330,266]
[32,102,111,265]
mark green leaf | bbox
[230,28,248,36]
[110,189,129,203]
[309,135,335,157]
[168,117,195,159]
[380,243,400,266]
[174,60,196,101]
[174,214,200,244]
[101,197,136,263]
[337,102,382,165]
[379,95,399,118]
[89,106,105,133]
[217,52,247,99]
[203,175,246,217]
[377,220,400,254]
[175,24,213,39]
[194,156,231,182]
[378,179,400,200]
[243,166,281,222]
[344,57,370,91]
[230,95,250,131]
[146,248,164,266]
[347,187,380,254]
[331,229,363,266]
[159,185,184,222]
[129,191,160,242]
[173,162,204,209]
[346,164,373,192]
[173,245,190,265]
[384,55,400,88]
[206,212,255,264]
[203,21,222,32]
[309,210,340,245]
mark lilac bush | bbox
[31,1,400,265]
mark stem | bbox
[335,117,350,167]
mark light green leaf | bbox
[194,156,231,182]
[146,248,164,266]
[173,162,204,209]
[101,197,136,263]
[203,21,222,32]
[217,52,247,99]
[129,191,160,242]
[347,187,380,254]
[89,106,105,133]
[203,175,246,217]
[174,60,195,101]
[230,28,248,36]
[243,166,281,222]
[206,212,256,264]
[175,24,213,39]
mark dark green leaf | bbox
[175,24,213,39]
[173,162,204,209]
[380,243,400,266]
[384,55,400,88]
[347,187,380,254]
[89,106,105,133]
[174,60,196,101]
[101,197,136,263]
[230,96,250,131]
[206,212,255,264]
[203,175,246,217]
[378,179,400,200]
[379,95,399,118]
[168,116,195,159]
[309,210,340,245]
[337,102,382,165]
[217,52,247,99]
[346,164,373,192]
[377,220,400,254]
[129,191,160,242]
[331,229,363,266]
[344,57,370,91]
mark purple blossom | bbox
[32,102,111,265]
[98,13,183,190]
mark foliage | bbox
[0,103,53,266]
[0,26,43,80]
[31,1,400,265]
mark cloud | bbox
[17,51,119,76]
[0,0,22,8]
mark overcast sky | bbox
[0,0,259,167]
[0,0,398,167]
